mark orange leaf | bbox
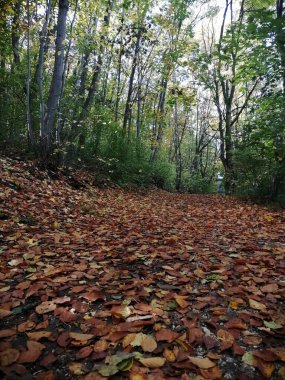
[256,358,275,378]
[163,347,176,362]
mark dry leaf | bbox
[139,357,166,368]
[188,356,215,369]
[35,301,56,314]
[141,335,157,352]
[248,299,266,311]
[0,348,20,366]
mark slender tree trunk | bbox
[122,26,142,136]
[56,0,78,145]
[26,0,35,148]
[38,0,52,149]
[11,0,21,69]
[42,0,69,160]
[271,0,285,198]
[80,0,113,120]
[151,76,168,161]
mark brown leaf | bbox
[18,341,45,363]
[139,357,166,368]
[36,301,56,314]
[256,358,275,378]
[17,321,36,332]
[75,346,93,359]
[26,331,53,341]
[243,335,262,346]
[203,336,217,350]
[70,332,94,345]
[141,335,157,352]
[57,332,71,347]
[224,319,247,330]
[268,347,285,361]
[36,370,56,380]
[200,366,222,379]
[0,328,16,338]
[253,350,278,362]
[40,353,57,367]
[0,348,20,366]
[94,339,109,353]
[111,305,132,319]
[0,309,12,319]
[84,372,107,380]
[188,356,215,369]
[260,284,278,293]
[217,329,234,351]
[81,290,105,302]
[156,328,180,343]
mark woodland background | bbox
[0,0,284,200]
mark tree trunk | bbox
[122,26,142,136]
[42,0,69,160]
[151,76,168,161]
[11,0,21,68]
[26,0,35,148]
[80,1,113,119]
[56,0,78,145]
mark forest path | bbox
[0,156,285,380]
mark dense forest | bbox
[0,0,284,199]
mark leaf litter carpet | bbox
[0,157,285,380]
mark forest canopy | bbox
[0,0,284,200]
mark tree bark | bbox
[11,0,21,68]
[42,0,69,160]
[122,26,142,137]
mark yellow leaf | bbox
[249,299,266,311]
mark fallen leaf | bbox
[139,357,166,368]
[163,347,176,362]
[248,299,266,311]
[256,358,275,378]
[94,339,109,352]
[0,348,20,366]
[111,305,132,319]
[264,320,282,330]
[26,331,53,341]
[156,328,180,343]
[242,352,257,366]
[36,301,56,314]
[68,362,86,375]
[217,329,234,351]
[243,335,262,346]
[0,328,16,338]
[200,366,222,379]
[260,283,278,293]
[269,347,285,361]
[188,356,215,369]
[141,335,157,352]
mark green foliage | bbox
[180,171,214,194]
